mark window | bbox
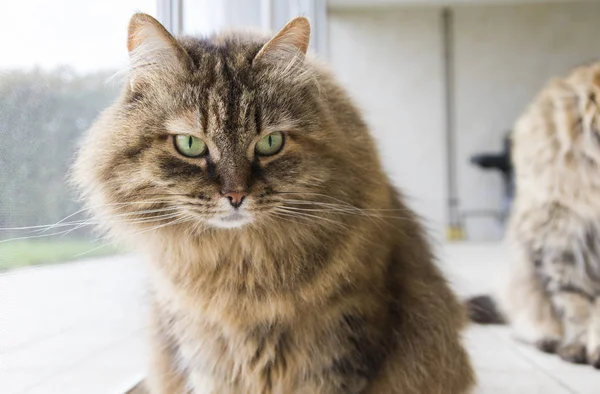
[0,0,156,270]
[181,0,326,54]
[1,2,155,393]
[0,2,325,393]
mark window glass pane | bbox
[182,0,324,54]
[183,0,226,35]
[0,0,155,270]
[183,0,262,35]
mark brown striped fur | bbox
[73,14,475,393]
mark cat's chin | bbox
[206,213,253,229]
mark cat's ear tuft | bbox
[127,13,190,86]
[254,17,311,63]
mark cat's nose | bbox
[223,191,247,208]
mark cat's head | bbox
[73,14,375,236]
[512,63,600,200]
[568,66,600,164]
[543,64,600,164]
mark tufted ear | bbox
[254,17,311,63]
[127,13,191,87]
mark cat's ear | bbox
[254,17,311,63]
[127,13,191,87]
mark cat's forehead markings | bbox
[208,89,226,133]
[166,112,199,135]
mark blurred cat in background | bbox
[467,63,600,368]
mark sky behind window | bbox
[0,0,266,73]
[0,0,156,72]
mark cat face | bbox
[74,15,345,232]
[118,69,325,230]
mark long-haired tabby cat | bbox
[73,13,474,393]
[467,63,600,368]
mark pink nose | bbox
[223,191,247,208]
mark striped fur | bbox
[73,14,475,393]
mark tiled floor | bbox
[0,256,148,394]
[1,243,599,393]
[443,243,600,394]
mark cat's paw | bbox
[588,347,600,369]
[557,343,588,364]
[535,338,560,354]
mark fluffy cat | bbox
[467,63,600,368]
[73,13,475,393]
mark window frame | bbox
[157,0,183,35]
[156,0,328,58]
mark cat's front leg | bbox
[503,243,563,352]
[587,297,600,368]
[188,371,232,394]
[540,252,592,364]
[145,304,191,394]
[550,291,591,364]
[145,329,191,394]
[292,377,368,394]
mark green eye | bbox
[255,132,284,156]
[174,135,207,157]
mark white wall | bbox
[328,2,600,241]
[329,9,447,239]
[454,2,600,239]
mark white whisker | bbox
[0,228,84,244]
[0,211,184,244]
[0,201,179,234]
[34,199,175,234]
[274,207,350,231]
[57,212,184,239]
[73,214,191,258]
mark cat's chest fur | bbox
[156,287,371,394]
[148,232,381,393]
[152,268,351,393]
[171,307,297,393]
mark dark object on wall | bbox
[469,132,514,220]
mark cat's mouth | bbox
[206,210,253,229]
